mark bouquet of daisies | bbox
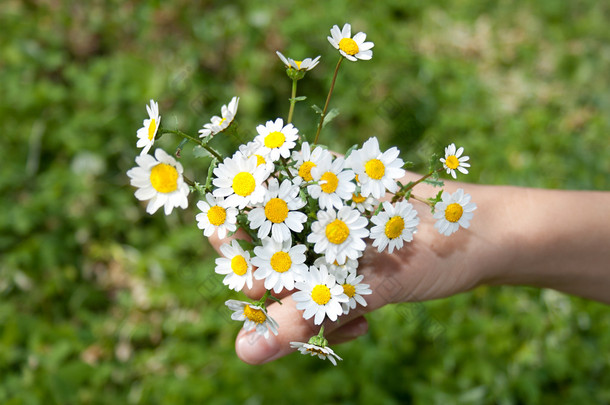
[127,23,476,366]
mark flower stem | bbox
[313,56,344,145]
[410,193,434,207]
[162,129,223,161]
[392,168,443,202]
[287,79,298,124]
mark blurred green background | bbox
[1,0,609,404]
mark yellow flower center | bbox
[150,163,178,193]
[342,283,356,298]
[295,60,303,69]
[207,205,227,226]
[352,193,366,203]
[385,216,405,239]
[148,118,157,141]
[306,347,326,355]
[325,219,350,245]
[355,174,360,183]
[232,172,256,196]
[270,251,292,273]
[365,159,385,180]
[243,305,266,324]
[320,172,339,193]
[445,203,464,223]
[265,198,289,224]
[264,131,286,149]
[338,37,359,56]
[445,155,459,170]
[298,161,316,182]
[255,155,266,166]
[311,285,331,305]
[230,255,248,276]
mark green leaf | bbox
[322,108,340,128]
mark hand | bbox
[209,173,610,364]
[208,174,503,364]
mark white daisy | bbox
[195,193,238,239]
[212,154,270,209]
[198,96,239,138]
[254,118,299,162]
[235,141,274,173]
[314,256,359,284]
[433,189,477,236]
[225,300,279,339]
[340,271,372,315]
[440,143,471,179]
[251,237,308,294]
[327,23,374,62]
[215,240,253,292]
[248,178,307,243]
[308,155,355,211]
[135,99,161,155]
[370,201,420,253]
[350,191,377,213]
[290,341,342,366]
[307,206,369,265]
[126,148,189,215]
[346,137,405,199]
[290,141,331,185]
[293,264,348,325]
[276,51,321,72]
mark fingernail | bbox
[236,332,281,364]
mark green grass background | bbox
[1,1,609,404]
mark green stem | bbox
[313,56,344,145]
[162,129,223,160]
[287,79,298,124]
[410,193,434,207]
[393,168,444,201]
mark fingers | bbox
[325,316,369,345]
[234,269,391,364]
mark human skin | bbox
[209,172,610,364]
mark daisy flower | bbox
[251,238,308,294]
[276,51,321,72]
[293,264,348,325]
[340,271,372,315]
[248,178,307,243]
[370,201,420,253]
[350,191,377,213]
[198,96,239,138]
[314,256,359,284]
[225,300,279,339]
[195,193,238,239]
[136,99,161,155]
[433,189,477,236]
[254,118,299,162]
[215,240,253,292]
[290,328,342,366]
[308,155,355,211]
[126,148,189,215]
[212,154,270,209]
[291,142,331,185]
[290,341,342,365]
[440,143,471,179]
[327,23,374,62]
[307,206,369,265]
[346,137,405,199]
[235,141,274,173]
